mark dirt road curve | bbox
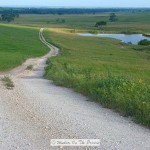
[0,29,150,150]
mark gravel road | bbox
[0,29,150,150]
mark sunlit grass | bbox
[0,24,49,71]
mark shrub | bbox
[138,39,150,46]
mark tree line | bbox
[0,8,150,15]
[0,13,19,22]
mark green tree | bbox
[109,13,118,22]
[95,21,107,29]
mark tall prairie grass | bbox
[44,30,150,127]
[45,61,150,126]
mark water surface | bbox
[79,33,150,45]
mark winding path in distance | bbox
[0,28,150,150]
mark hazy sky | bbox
[1,0,150,8]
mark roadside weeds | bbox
[1,76,14,90]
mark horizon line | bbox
[0,6,150,9]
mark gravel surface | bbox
[0,29,150,150]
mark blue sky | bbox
[1,0,150,8]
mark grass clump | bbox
[1,76,14,90]
[26,65,33,70]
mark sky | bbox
[1,0,150,8]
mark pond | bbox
[78,33,150,45]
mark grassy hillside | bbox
[44,29,150,126]
[0,24,49,71]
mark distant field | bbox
[11,12,150,34]
[0,24,48,71]
[44,29,150,126]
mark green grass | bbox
[0,24,49,71]
[44,29,150,126]
[10,12,150,35]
